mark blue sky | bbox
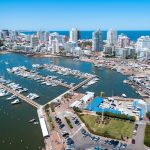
[0,0,150,30]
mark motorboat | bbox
[7,95,17,100]
[122,93,127,98]
[11,99,21,105]
[27,93,39,100]
[28,119,35,123]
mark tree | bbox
[146,112,150,120]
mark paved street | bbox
[127,122,147,150]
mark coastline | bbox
[0,51,10,54]
[32,54,60,58]
[79,56,150,99]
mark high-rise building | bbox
[70,28,79,42]
[118,34,130,48]
[0,30,9,39]
[9,30,18,41]
[25,35,31,42]
[37,31,45,42]
[64,42,77,53]
[107,29,117,46]
[92,29,103,51]
[49,32,59,45]
[30,35,39,47]
[44,32,50,42]
[136,36,150,50]
[51,38,59,54]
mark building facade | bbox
[107,29,117,46]
[92,29,103,51]
[70,28,79,42]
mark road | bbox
[127,122,147,150]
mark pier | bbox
[45,76,95,105]
[0,83,41,108]
[35,73,72,89]
[71,76,94,91]
[10,68,73,89]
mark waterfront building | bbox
[136,36,150,59]
[118,33,130,48]
[25,35,31,42]
[137,48,150,59]
[115,46,136,58]
[49,32,59,45]
[9,30,18,41]
[64,41,77,54]
[0,30,9,39]
[37,31,45,42]
[30,35,39,48]
[72,47,83,56]
[136,36,150,51]
[70,28,79,42]
[107,29,117,46]
[51,38,59,54]
[62,35,68,43]
[92,29,103,51]
[104,44,115,56]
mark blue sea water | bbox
[21,30,150,41]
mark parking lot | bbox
[55,110,128,150]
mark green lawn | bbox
[144,124,150,147]
[80,114,134,140]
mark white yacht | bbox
[11,99,21,105]
[122,93,127,98]
[7,95,17,100]
[27,93,39,100]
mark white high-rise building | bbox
[37,31,45,42]
[64,42,77,53]
[49,32,59,45]
[136,36,150,50]
[51,38,59,54]
[118,34,130,48]
[92,29,103,51]
[107,29,117,46]
[30,35,39,47]
[70,28,79,42]
[44,32,50,42]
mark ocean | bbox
[21,30,150,41]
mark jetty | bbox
[45,76,94,105]
[0,83,41,108]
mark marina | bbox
[7,64,97,89]
[0,53,141,150]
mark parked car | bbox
[132,139,135,144]
[59,124,65,129]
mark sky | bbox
[0,0,150,30]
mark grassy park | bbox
[79,114,134,140]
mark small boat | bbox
[33,122,39,125]
[27,93,39,100]
[123,80,128,84]
[11,99,21,105]
[7,95,17,100]
[82,85,88,88]
[28,119,35,123]
[122,93,127,98]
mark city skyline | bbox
[0,0,150,30]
